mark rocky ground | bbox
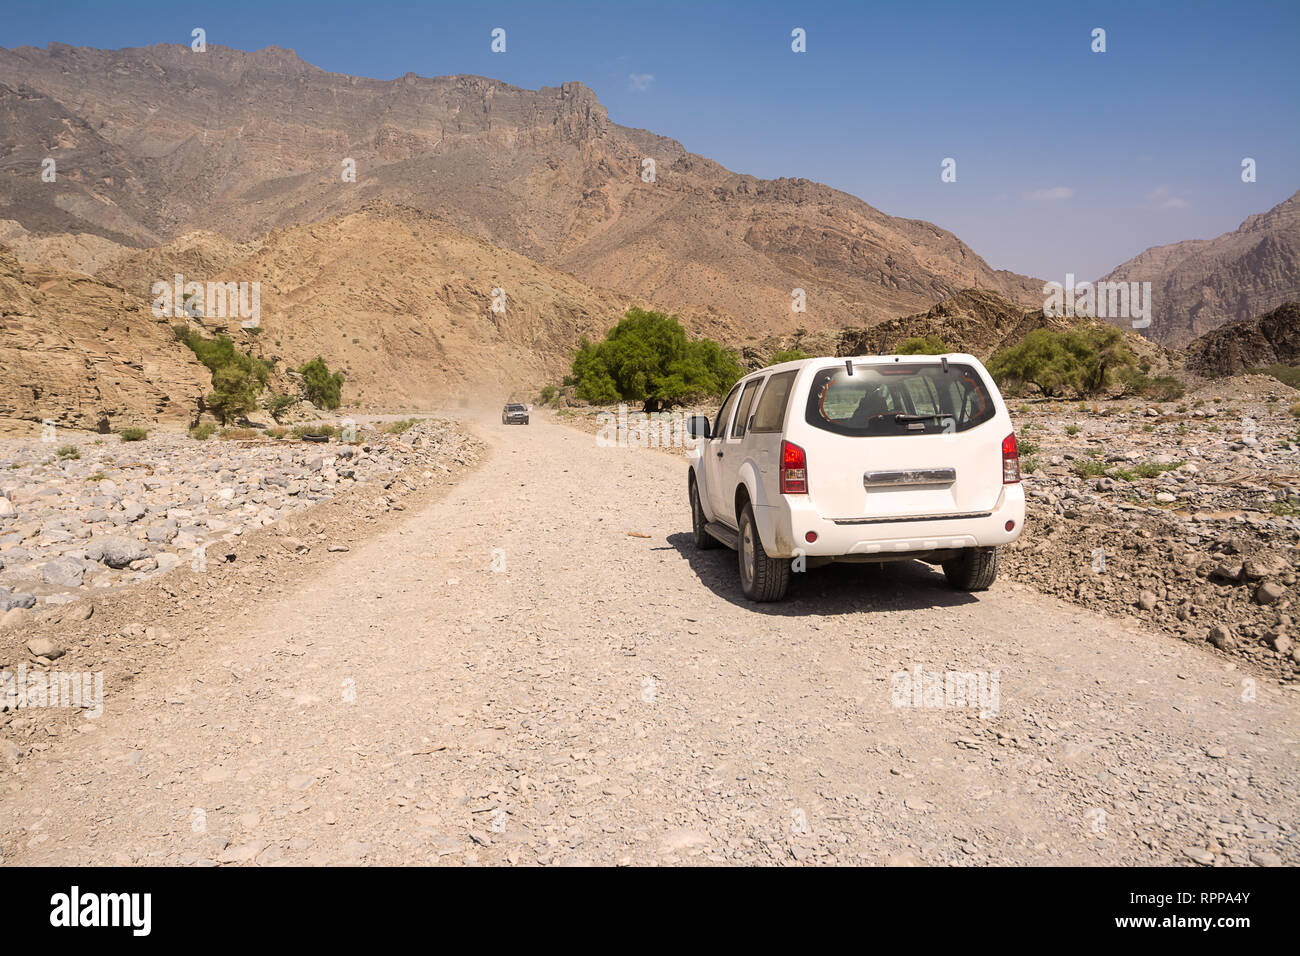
[0,409,1294,867]
[553,373,1300,680]
[0,420,479,627]
[1003,375,1299,680]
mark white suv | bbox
[686,353,1025,601]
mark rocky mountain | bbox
[0,42,1041,335]
[0,244,209,435]
[99,202,636,408]
[1099,191,1300,347]
[1184,302,1300,377]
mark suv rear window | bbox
[804,362,996,437]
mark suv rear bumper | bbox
[757,484,1025,558]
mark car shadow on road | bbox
[665,533,980,616]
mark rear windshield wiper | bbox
[894,413,949,422]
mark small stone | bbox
[1137,591,1157,611]
[26,637,64,660]
[1255,581,1285,605]
[1208,625,1235,650]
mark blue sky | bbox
[4,0,1298,280]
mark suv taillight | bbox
[1002,432,1020,484]
[781,440,807,494]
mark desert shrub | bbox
[769,348,811,365]
[1065,424,1080,435]
[219,427,260,440]
[385,418,422,434]
[1120,369,1185,401]
[538,385,559,406]
[894,335,949,355]
[570,308,743,411]
[267,426,290,439]
[1071,458,1109,478]
[56,445,80,460]
[189,423,217,440]
[989,326,1136,398]
[299,357,344,410]
[266,393,297,423]
[119,427,147,442]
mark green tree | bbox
[176,329,272,424]
[570,308,743,411]
[299,357,344,410]
[988,326,1137,398]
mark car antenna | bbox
[845,359,854,376]
[941,356,949,373]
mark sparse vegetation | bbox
[219,427,260,440]
[55,444,80,460]
[768,348,811,365]
[266,393,298,423]
[570,308,744,412]
[189,423,217,440]
[119,427,147,442]
[894,335,948,355]
[1064,424,1080,435]
[1120,369,1185,401]
[385,418,422,434]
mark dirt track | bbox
[1,413,1296,866]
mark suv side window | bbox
[730,378,764,440]
[750,370,797,433]
[713,384,742,439]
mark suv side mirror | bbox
[686,415,711,439]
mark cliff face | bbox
[1184,302,1300,377]
[0,245,209,434]
[1100,192,1300,347]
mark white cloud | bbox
[1023,186,1075,202]
[1147,185,1189,209]
[628,73,654,92]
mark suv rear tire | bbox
[690,478,720,550]
[738,502,789,601]
[942,547,1000,590]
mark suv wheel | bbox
[941,547,1000,590]
[738,502,789,601]
[690,479,719,550]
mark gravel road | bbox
[2,413,1295,866]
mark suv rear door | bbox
[704,383,743,522]
[799,360,1005,522]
